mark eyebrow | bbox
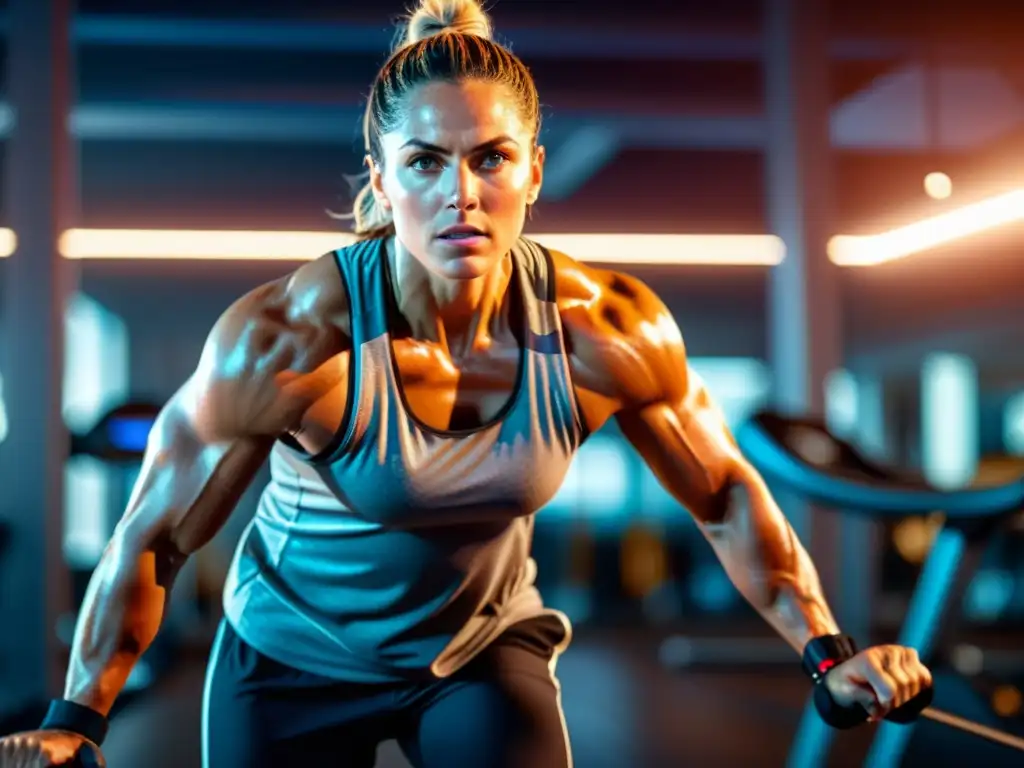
[400,135,519,153]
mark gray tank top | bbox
[222,236,587,682]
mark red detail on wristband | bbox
[818,659,837,674]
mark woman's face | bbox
[371,79,544,280]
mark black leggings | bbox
[202,616,572,768]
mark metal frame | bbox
[787,518,1002,767]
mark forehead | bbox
[387,80,527,147]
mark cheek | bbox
[385,172,438,227]
[507,161,532,192]
[483,165,533,216]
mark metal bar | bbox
[0,101,767,148]
[864,525,990,766]
[923,707,1024,753]
[0,13,915,62]
[0,98,982,153]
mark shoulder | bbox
[544,246,690,409]
[545,246,663,317]
[189,250,352,439]
[205,251,351,370]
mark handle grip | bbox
[880,685,934,724]
[815,682,934,729]
[66,742,106,768]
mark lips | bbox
[438,225,487,240]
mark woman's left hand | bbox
[824,645,934,720]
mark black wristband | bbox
[801,633,858,683]
[40,699,109,746]
[813,681,870,729]
[802,634,869,730]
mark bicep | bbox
[112,283,324,564]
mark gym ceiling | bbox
[1,0,1023,387]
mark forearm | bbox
[63,535,181,716]
[702,476,840,653]
[746,523,840,653]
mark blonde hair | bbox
[334,0,541,240]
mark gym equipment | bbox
[70,402,161,462]
[734,410,1024,767]
[824,681,1024,752]
[919,705,1024,752]
[69,740,105,767]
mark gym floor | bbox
[96,626,1019,768]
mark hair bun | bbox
[402,0,493,46]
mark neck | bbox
[388,238,514,361]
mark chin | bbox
[430,243,503,279]
[435,255,495,280]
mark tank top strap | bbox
[332,237,390,347]
[511,237,564,352]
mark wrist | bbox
[802,634,868,730]
[801,633,857,683]
[39,698,109,746]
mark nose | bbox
[445,162,480,211]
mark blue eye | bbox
[409,155,441,171]
[481,151,509,169]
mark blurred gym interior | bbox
[2,1,1024,766]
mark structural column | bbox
[0,0,77,715]
[764,0,844,600]
[765,3,892,765]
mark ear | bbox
[527,144,545,205]
[366,155,391,210]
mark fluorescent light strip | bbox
[56,229,785,265]
[534,234,784,265]
[59,229,358,261]
[0,182,1017,266]
[828,188,1024,267]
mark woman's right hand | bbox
[0,730,105,767]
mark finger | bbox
[904,647,935,703]
[5,735,34,763]
[878,647,914,706]
[6,737,27,768]
[862,655,900,715]
[21,737,46,768]
[2,740,26,768]
[887,654,914,707]
[898,647,929,702]
[905,646,933,690]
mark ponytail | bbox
[331,164,395,241]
